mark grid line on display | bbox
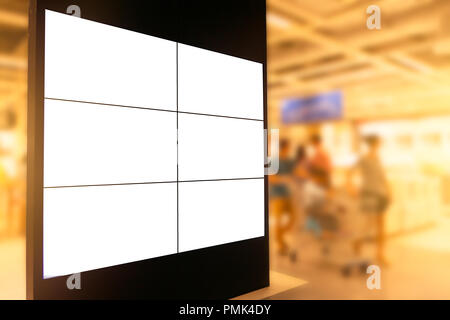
[178,177,265,184]
[44,97,178,114]
[178,110,263,122]
[44,97,264,122]
[44,180,179,189]
[43,177,265,190]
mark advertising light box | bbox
[28,0,268,300]
[282,91,343,124]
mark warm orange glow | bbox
[267,0,450,300]
[2,0,450,300]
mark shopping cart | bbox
[297,181,372,277]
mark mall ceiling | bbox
[267,0,450,122]
[1,1,450,124]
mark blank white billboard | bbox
[178,44,264,120]
[179,179,265,253]
[44,99,177,187]
[43,183,178,279]
[178,113,264,181]
[43,10,264,279]
[45,10,177,111]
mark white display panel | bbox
[178,114,265,181]
[179,179,265,253]
[43,10,265,278]
[178,44,264,120]
[45,10,177,111]
[44,99,177,187]
[43,183,178,279]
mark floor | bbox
[234,271,307,300]
[0,237,25,300]
[1,219,450,300]
[268,217,450,300]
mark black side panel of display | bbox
[178,0,267,63]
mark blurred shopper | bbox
[308,134,332,189]
[293,145,309,227]
[303,165,339,240]
[349,135,390,265]
[294,145,308,183]
[270,139,296,258]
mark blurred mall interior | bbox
[2,0,450,299]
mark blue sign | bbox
[282,91,343,124]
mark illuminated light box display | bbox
[44,10,264,278]
[28,1,267,300]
